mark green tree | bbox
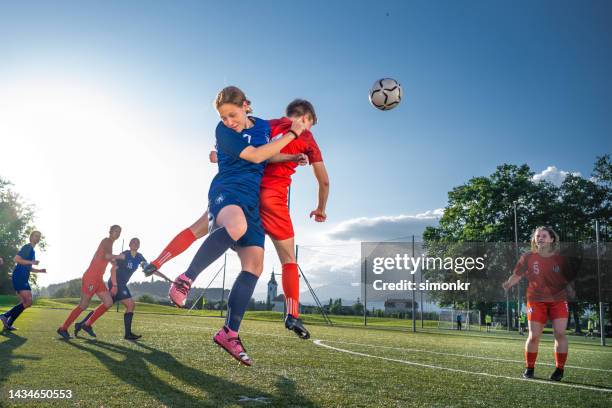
[352,298,364,316]
[0,177,41,294]
[422,158,610,331]
[330,298,343,315]
[137,294,156,304]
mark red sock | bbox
[525,351,538,368]
[282,263,300,317]
[85,304,110,326]
[555,352,567,369]
[152,228,197,268]
[61,306,84,330]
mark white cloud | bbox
[532,166,581,186]
[326,209,443,242]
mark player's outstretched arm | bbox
[14,255,39,266]
[240,120,305,164]
[310,162,330,222]
[31,267,47,273]
[268,153,308,164]
[502,273,521,291]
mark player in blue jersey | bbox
[151,86,304,366]
[1,231,46,331]
[75,237,164,339]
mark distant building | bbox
[384,299,418,313]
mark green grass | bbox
[1,306,611,407]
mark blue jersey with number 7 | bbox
[210,117,270,206]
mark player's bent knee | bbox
[225,221,247,240]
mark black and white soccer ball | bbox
[369,78,402,111]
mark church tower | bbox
[267,269,277,305]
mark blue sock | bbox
[79,310,94,326]
[6,303,25,324]
[225,271,258,332]
[184,227,236,281]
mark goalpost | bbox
[437,308,481,331]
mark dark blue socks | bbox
[4,303,25,324]
[225,271,259,332]
[184,227,236,281]
[124,312,134,335]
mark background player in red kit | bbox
[503,226,575,381]
[57,225,125,339]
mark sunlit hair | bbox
[129,237,140,246]
[530,226,560,253]
[110,225,121,233]
[286,99,317,125]
[29,230,41,239]
[214,86,252,114]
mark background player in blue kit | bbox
[76,237,164,339]
[1,231,46,331]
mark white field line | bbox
[319,339,612,373]
[137,318,612,373]
[313,340,612,394]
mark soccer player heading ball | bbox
[503,226,576,382]
[143,92,329,346]
[144,86,306,366]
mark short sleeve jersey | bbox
[210,117,271,206]
[260,117,323,191]
[13,244,35,275]
[86,238,113,277]
[115,250,146,285]
[514,252,570,302]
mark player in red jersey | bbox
[503,226,574,381]
[259,100,329,339]
[143,100,329,340]
[57,225,125,339]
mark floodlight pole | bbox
[363,257,368,326]
[595,221,606,346]
[412,236,416,333]
[514,201,521,332]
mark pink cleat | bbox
[168,273,193,308]
[213,326,253,366]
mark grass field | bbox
[1,298,611,407]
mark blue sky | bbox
[1,1,610,299]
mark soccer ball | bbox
[369,78,402,111]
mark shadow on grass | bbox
[0,332,41,393]
[64,339,319,407]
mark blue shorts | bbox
[12,271,31,292]
[108,280,132,302]
[208,187,265,249]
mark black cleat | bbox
[550,367,564,381]
[6,325,17,331]
[57,328,71,340]
[522,368,535,379]
[124,333,142,340]
[285,314,310,340]
[81,324,97,338]
[143,262,158,277]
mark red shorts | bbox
[81,272,108,296]
[526,301,568,324]
[260,187,294,241]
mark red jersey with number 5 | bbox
[513,252,570,302]
[261,118,323,192]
